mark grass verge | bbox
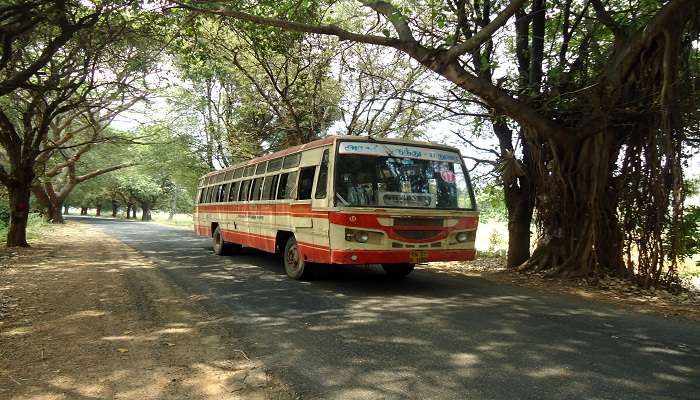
[0,213,53,245]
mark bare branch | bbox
[444,0,527,63]
[170,0,403,48]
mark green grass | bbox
[149,211,193,229]
[0,213,53,245]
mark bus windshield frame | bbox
[333,140,477,211]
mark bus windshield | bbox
[334,142,474,209]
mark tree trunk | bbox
[47,201,65,224]
[491,120,536,269]
[126,204,132,219]
[6,183,31,247]
[111,201,118,217]
[523,131,625,278]
[505,183,534,268]
[141,202,151,221]
[80,207,88,215]
[95,206,101,216]
[168,191,177,221]
[63,204,69,215]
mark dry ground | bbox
[0,221,295,400]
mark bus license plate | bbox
[409,250,428,263]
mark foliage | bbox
[167,15,343,167]
[172,0,700,287]
[475,183,506,222]
[677,178,700,259]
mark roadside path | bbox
[0,221,293,400]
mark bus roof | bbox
[203,135,460,178]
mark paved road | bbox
[78,217,700,400]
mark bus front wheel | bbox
[213,226,241,255]
[382,263,415,278]
[283,236,312,280]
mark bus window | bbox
[267,157,283,172]
[315,149,329,199]
[229,181,240,202]
[261,174,279,200]
[220,183,231,202]
[206,187,214,203]
[283,153,301,169]
[277,171,298,200]
[298,166,316,200]
[250,177,264,201]
[197,188,204,204]
[239,180,251,201]
[244,165,255,177]
[233,168,243,179]
[255,162,267,175]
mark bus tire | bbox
[283,236,311,280]
[213,226,241,255]
[382,263,415,278]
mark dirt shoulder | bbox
[0,221,295,400]
[430,258,700,321]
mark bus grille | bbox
[394,230,442,240]
[394,218,443,227]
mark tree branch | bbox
[170,0,403,48]
[75,162,137,184]
[444,0,527,63]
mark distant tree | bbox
[0,1,153,246]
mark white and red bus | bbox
[194,136,478,279]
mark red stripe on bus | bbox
[196,206,478,244]
[195,224,475,265]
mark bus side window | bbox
[250,177,264,201]
[315,149,329,199]
[197,188,204,204]
[220,183,231,202]
[210,186,217,203]
[298,166,316,200]
[229,181,240,202]
[219,185,226,202]
[277,171,299,200]
[261,175,279,200]
[239,180,251,201]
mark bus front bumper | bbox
[329,248,476,265]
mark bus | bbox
[194,135,478,279]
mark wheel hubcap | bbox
[286,244,299,272]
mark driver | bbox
[347,172,373,205]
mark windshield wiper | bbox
[367,136,403,164]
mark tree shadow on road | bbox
[77,218,700,400]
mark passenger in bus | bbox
[347,173,373,205]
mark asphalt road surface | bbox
[78,217,700,400]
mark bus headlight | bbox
[456,232,469,243]
[354,231,370,243]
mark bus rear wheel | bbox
[213,226,241,255]
[382,263,415,278]
[283,236,312,280]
